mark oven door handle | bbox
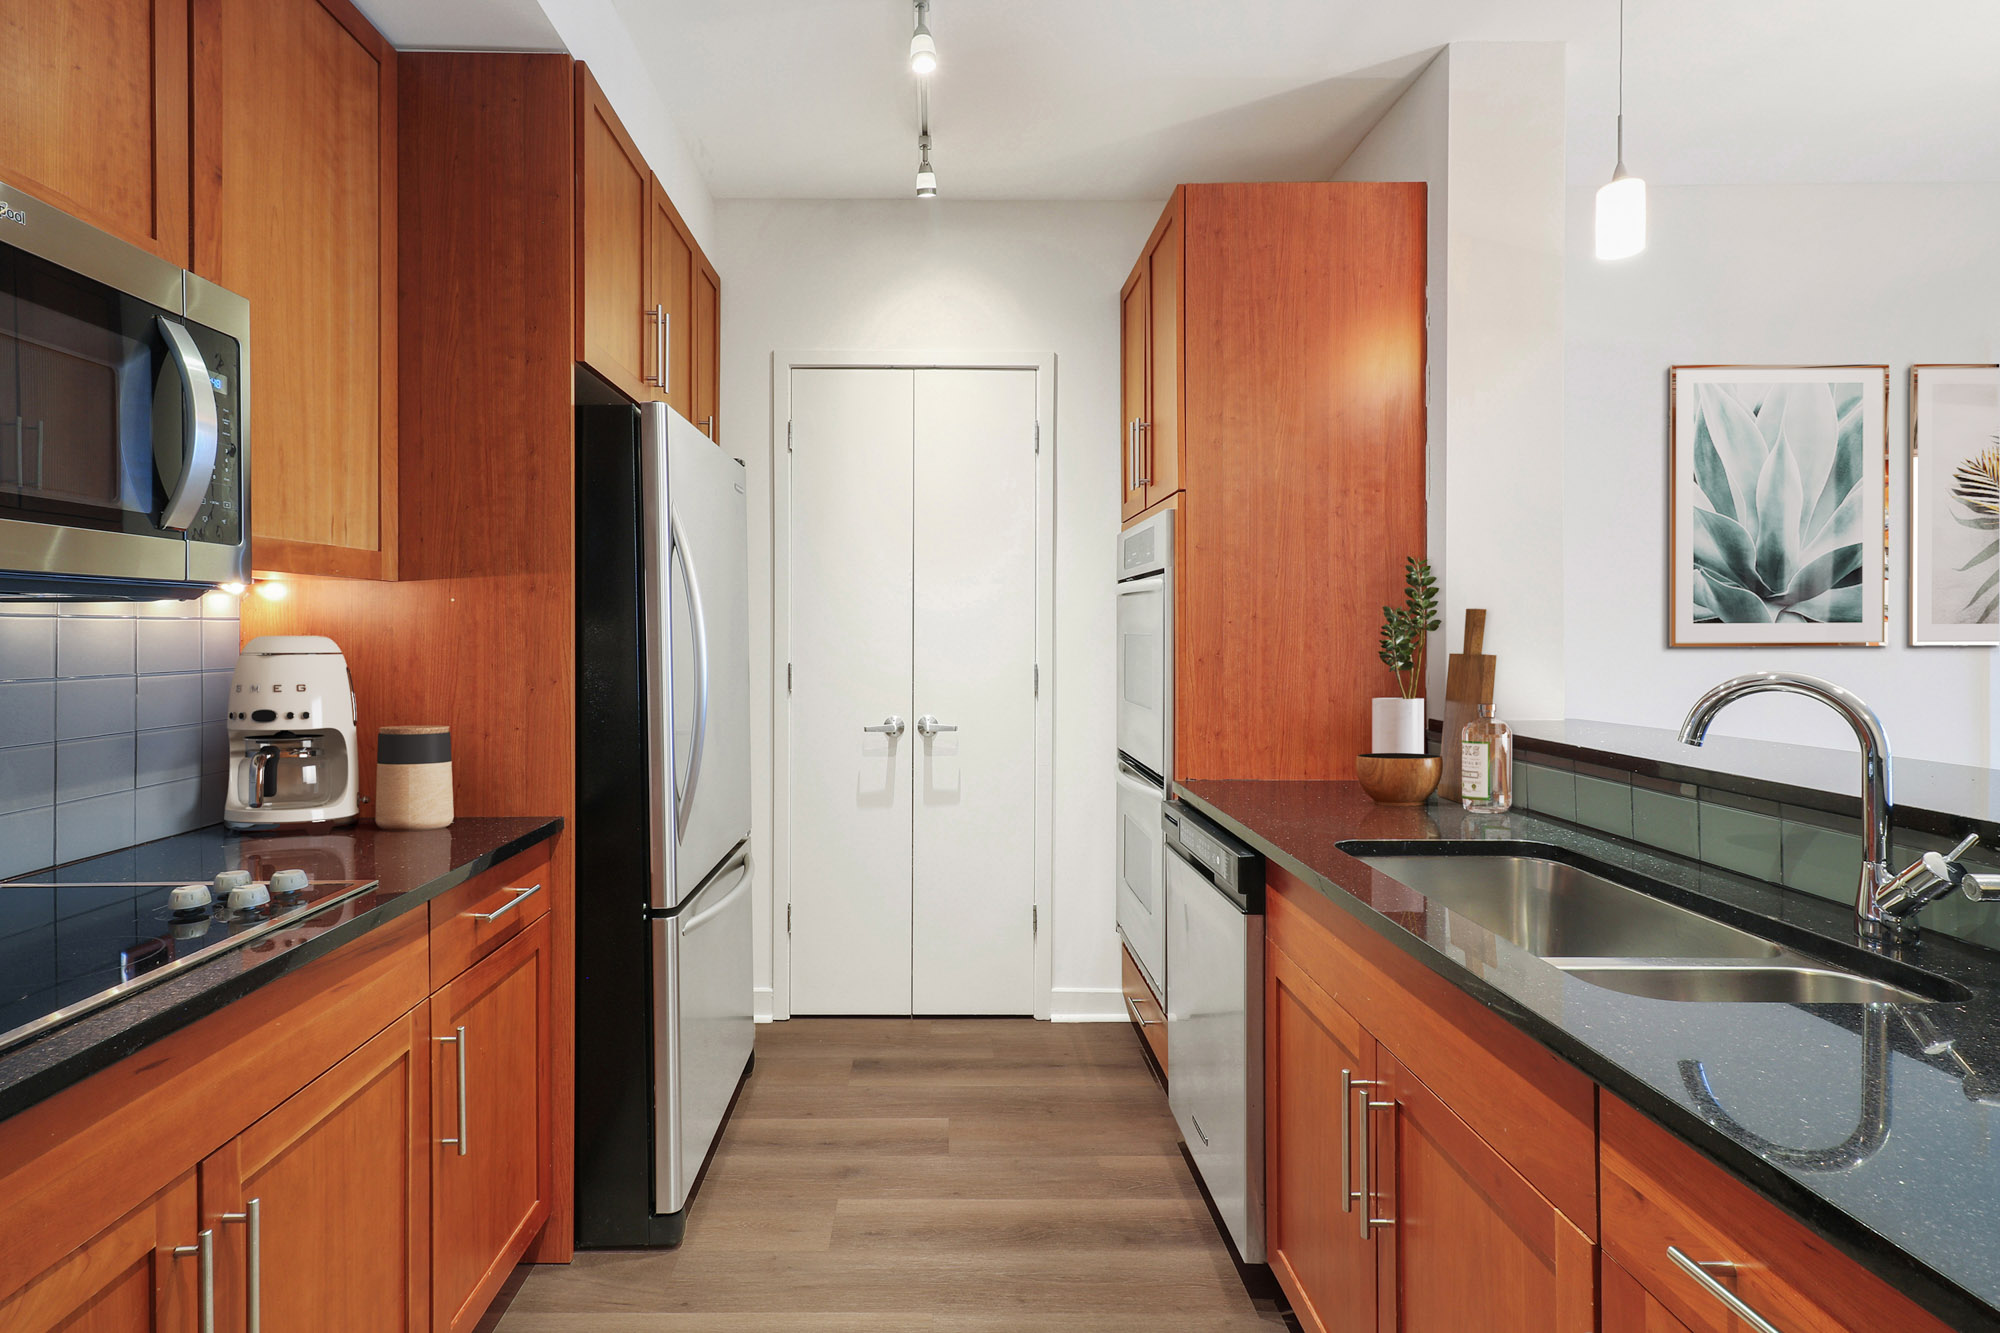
[156,318,220,533]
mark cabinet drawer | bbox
[1120,943,1168,1076]
[1601,1094,1954,1333]
[429,846,553,989]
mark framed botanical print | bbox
[1669,365,1889,647]
[1911,365,2000,646]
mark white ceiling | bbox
[354,0,562,52]
[362,0,2000,199]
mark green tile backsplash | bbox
[1631,786,1702,860]
[1574,774,1634,839]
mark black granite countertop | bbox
[1176,779,2000,1332]
[0,816,562,1123]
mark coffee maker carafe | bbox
[224,636,361,831]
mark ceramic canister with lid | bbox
[375,725,453,830]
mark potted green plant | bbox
[1374,557,1439,755]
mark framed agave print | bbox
[1670,365,1889,647]
[1911,365,2000,646]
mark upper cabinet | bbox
[575,64,723,437]
[1123,184,1427,781]
[193,0,399,580]
[0,0,191,265]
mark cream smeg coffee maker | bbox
[224,636,361,831]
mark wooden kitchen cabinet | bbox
[648,177,695,417]
[0,0,191,265]
[1119,271,1150,522]
[1601,1094,1957,1333]
[693,253,721,441]
[430,915,553,1333]
[1120,943,1168,1078]
[0,1170,201,1332]
[202,1003,431,1332]
[1373,1046,1596,1333]
[1603,1256,1698,1333]
[1264,944,1375,1333]
[1119,202,1183,522]
[192,0,399,581]
[577,64,652,402]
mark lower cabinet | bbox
[0,1171,202,1331]
[1602,1256,1697,1333]
[202,1004,432,1331]
[431,915,553,1333]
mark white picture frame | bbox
[1911,364,2000,646]
[1669,365,1889,647]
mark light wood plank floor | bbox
[488,1018,1294,1332]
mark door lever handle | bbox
[864,716,906,737]
[916,715,957,737]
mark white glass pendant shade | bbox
[1595,170,1646,260]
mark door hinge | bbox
[787,662,793,693]
[1034,421,1041,454]
[786,420,794,452]
[1034,664,1040,696]
[786,903,792,933]
[1032,904,1038,934]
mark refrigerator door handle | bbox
[681,850,752,935]
[670,503,711,842]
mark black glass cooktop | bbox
[0,827,375,1053]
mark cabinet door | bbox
[0,1171,200,1332]
[1119,273,1149,523]
[192,0,398,580]
[202,1004,430,1333]
[1265,944,1377,1333]
[432,915,552,1333]
[1374,1047,1595,1333]
[576,64,651,402]
[0,0,190,264]
[1603,1256,1698,1333]
[1144,210,1181,503]
[693,254,721,442]
[647,177,693,415]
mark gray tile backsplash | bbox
[0,597,237,877]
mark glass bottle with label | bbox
[1460,704,1513,813]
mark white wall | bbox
[1566,183,2000,768]
[710,198,1164,1021]
[535,0,716,250]
[1338,43,1569,721]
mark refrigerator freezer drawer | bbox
[653,844,755,1217]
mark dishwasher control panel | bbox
[1162,801,1264,911]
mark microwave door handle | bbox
[156,319,219,532]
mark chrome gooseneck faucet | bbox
[1678,672,1997,945]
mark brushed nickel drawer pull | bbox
[1124,995,1156,1028]
[1352,1078,1395,1239]
[470,882,542,922]
[1668,1246,1785,1333]
[173,1229,215,1333]
[218,1198,261,1333]
[1339,1068,1354,1213]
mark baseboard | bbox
[755,985,775,1023]
[1050,986,1126,1022]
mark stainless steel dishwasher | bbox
[1162,800,1266,1264]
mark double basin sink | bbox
[1347,848,1961,1005]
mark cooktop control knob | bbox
[228,881,271,913]
[213,869,252,895]
[269,868,310,896]
[167,883,213,913]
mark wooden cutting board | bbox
[1437,609,1496,802]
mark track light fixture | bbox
[916,134,937,198]
[910,0,937,76]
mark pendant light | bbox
[910,0,938,76]
[1595,0,1646,260]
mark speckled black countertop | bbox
[0,816,561,1123]
[1176,779,2000,1332]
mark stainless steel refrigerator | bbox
[575,394,754,1247]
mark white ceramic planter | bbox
[1371,697,1427,755]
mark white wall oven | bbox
[1115,508,1173,996]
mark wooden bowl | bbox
[1355,753,1442,806]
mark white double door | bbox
[788,366,1039,1015]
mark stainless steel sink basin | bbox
[1553,961,1933,1005]
[1356,854,1783,960]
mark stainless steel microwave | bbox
[0,180,249,599]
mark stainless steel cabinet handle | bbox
[1138,419,1152,486]
[701,415,716,438]
[864,716,906,737]
[646,305,668,389]
[1124,995,1155,1028]
[437,1025,469,1156]
[1352,1078,1395,1239]
[1667,1246,1786,1333]
[470,883,542,922]
[1339,1068,1354,1213]
[219,1199,260,1333]
[173,1228,215,1333]
[916,715,957,737]
[1128,420,1139,490]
